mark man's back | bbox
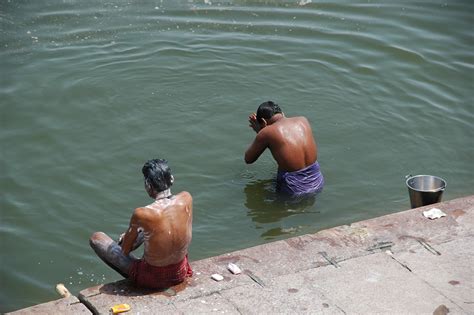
[131,191,193,267]
[90,158,194,289]
[245,102,324,195]
[262,116,317,172]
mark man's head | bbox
[142,159,174,197]
[256,101,282,123]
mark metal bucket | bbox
[406,175,446,208]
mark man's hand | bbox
[248,113,260,133]
[118,229,144,250]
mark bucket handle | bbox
[405,174,412,180]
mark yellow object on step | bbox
[55,283,71,298]
[110,303,131,314]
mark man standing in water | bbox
[245,101,324,196]
[90,159,193,289]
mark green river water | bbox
[1,0,473,312]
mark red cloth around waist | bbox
[129,255,193,289]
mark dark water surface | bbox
[1,0,473,311]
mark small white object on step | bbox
[227,263,242,275]
[423,208,446,220]
[55,283,71,298]
[211,274,224,281]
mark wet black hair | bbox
[256,101,282,122]
[142,159,173,192]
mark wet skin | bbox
[245,113,318,172]
[90,190,193,277]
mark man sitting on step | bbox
[90,158,193,289]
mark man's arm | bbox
[245,131,268,164]
[120,208,143,256]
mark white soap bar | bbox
[211,274,224,281]
[423,208,446,220]
[227,263,242,275]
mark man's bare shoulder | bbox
[132,206,153,219]
[291,116,310,123]
[288,116,312,129]
[258,123,278,138]
[174,191,192,203]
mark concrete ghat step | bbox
[7,296,91,314]
[9,195,474,314]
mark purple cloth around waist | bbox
[277,161,324,196]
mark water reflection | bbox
[244,178,319,239]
